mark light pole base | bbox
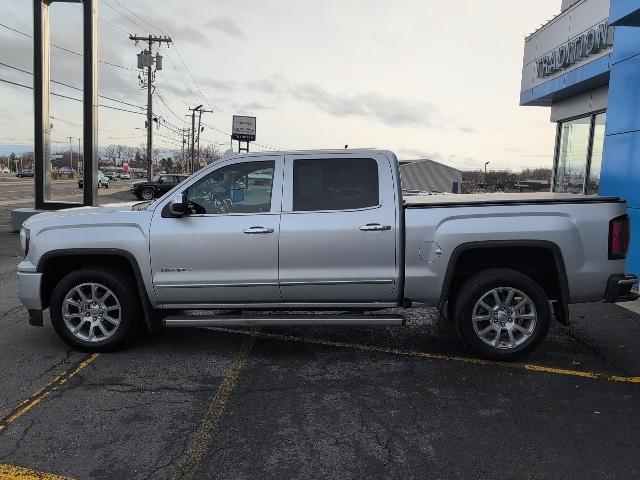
[10,208,46,232]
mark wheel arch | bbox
[438,240,570,324]
[38,248,159,331]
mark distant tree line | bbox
[0,143,223,174]
[462,167,552,187]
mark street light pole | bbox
[484,161,490,189]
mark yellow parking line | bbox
[0,353,100,434]
[203,327,640,385]
[0,463,72,479]
[174,336,256,480]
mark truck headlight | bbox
[20,227,30,257]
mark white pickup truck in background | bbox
[17,149,637,360]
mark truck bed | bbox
[404,192,623,208]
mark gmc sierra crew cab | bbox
[17,149,638,360]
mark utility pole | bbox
[78,138,81,173]
[188,106,200,174]
[196,108,212,168]
[68,136,74,173]
[181,129,187,174]
[130,34,172,181]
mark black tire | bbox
[454,268,551,361]
[141,187,154,200]
[50,267,141,352]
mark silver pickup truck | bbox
[17,149,638,360]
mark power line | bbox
[0,77,145,115]
[96,1,210,106]
[155,89,187,124]
[0,61,145,110]
[0,22,137,72]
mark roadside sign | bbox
[231,115,256,141]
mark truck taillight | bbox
[609,215,630,260]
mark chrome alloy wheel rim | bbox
[62,282,122,342]
[142,189,153,200]
[471,287,537,350]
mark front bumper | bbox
[17,271,42,310]
[604,274,639,303]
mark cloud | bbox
[290,84,438,127]
[204,17,245,39]
[197,77,237,93]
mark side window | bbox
[159,175,171,184]
[186,161,275,215]
[293,158,379,211]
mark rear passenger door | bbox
[279,153,399,304]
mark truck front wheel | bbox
[454,268,551,361]
[50,268,140,352]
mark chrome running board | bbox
[164,313,405,327]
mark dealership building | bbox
[521,0,640,275]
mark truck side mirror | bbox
[168,192,187,217]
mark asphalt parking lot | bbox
[0,226,639,478]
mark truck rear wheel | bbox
[454,268,551,361]
[50,268,140,352]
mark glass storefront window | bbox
[587,112,606,194]
[553,112,606,195]
[554,117,591,194]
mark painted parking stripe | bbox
[0,463,72,479]
[203,327,640,384]
[174,336,256,480]
[0,353,100,433]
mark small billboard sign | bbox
[231,115,256,142]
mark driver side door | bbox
[149,156,283,307]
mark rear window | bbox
[292,158,379,211]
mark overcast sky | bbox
[0,0,561,171]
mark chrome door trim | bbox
[279,279,394,286]
[156,282,279,289]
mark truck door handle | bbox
[243,226,274,234]
[359,223,391,232]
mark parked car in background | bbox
[120,173,131,180]
[16,170,34,178]
[105,172,118,181]
[18,149,637,361]
[78,171,110,189]
[130,174,189,200]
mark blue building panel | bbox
[609,0,640,26]
[520,55,610,106]
[610,26,640,64]
[625,208,640,276]
[604,54,640,136]
[599,3,640,275]
[600,129,640,208]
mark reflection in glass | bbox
[554,117,591,194]
[587,113,606,194]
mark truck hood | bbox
[22,201,153,231]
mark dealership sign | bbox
[536,21,613,78]
[231,115,256,142]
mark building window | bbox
[587,112,606,194]
[553,112,606,194]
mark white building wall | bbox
[550,85,608,121]
[521,0,611,95]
